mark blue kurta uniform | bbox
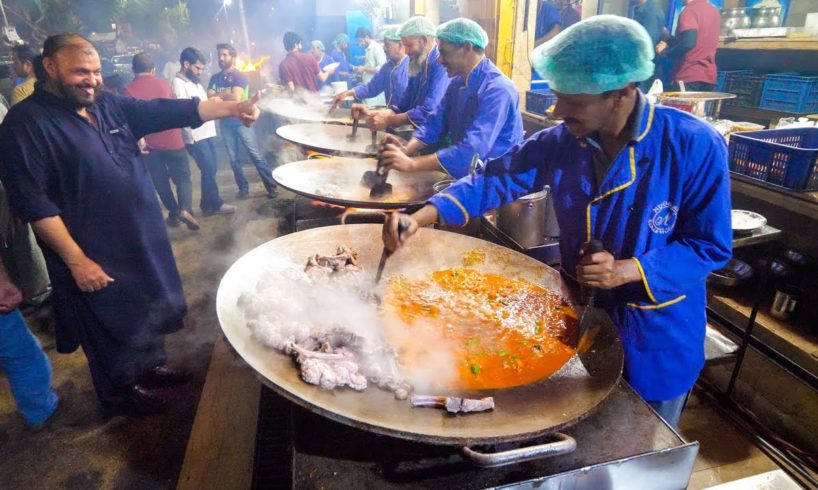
[0,86,204,401]
[428,98,732,401]
[353,55,409,107]
[390,45,451,128]
[413,57,523,178]
[329,48,352,82]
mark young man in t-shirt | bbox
[207,43,277,199]
[657,0,720,91]
[279,32,335,93]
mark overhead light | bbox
[224,0,233,6]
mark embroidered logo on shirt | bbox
[649,201,678,234]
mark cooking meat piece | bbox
[304,245,361,278]
[289,343,368,391]
[410,394,495,413]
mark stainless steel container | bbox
[496,187,549,249]
[770,285,801,321]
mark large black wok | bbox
[276,123,394,157]
[261,97,353,125]
[216,225,623,465]
[272,157,449,209]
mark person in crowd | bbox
[0,242,58,426]
[123,53,199,230]
[381,16,731,428]
[352,16,451,132]
[0,65,13,105]
[11,44,38,105]
[657,0,720,91]
[332,27,408,109]
[279,32,336,93]
[309,40,338,89]
[0,33,265,414]
[208,43,277,199]
[631,0,667,91]
[172,47,235,217]
[329,33,353,82]
[353,27,387,106]
[556,0,582,29]
[377,18,523,179]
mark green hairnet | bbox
[381,27,401,42]
[335,33,349,45]
[398,16,437,38]
[310,40,325,51]
[531,15,655,95]
[436,18,488,49]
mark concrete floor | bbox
[0,161,783,489]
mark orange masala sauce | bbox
[383,268,577,390]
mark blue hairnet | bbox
[335,33,349,45]
[381,27,401,42]
[531,15,655,94]
[398,16,437,38]
[310,40,325,51]
[436,18,488,49]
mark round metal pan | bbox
[272,157,449,209]
[261,97,353,125]
[276,123,393,157]
[217,224,623,446]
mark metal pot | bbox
[750,7,781,28]
[657,92,736,119]
[496,187,550,249]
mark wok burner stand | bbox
[252,382,698,489]
[288,197,388,232]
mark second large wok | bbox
[276,123,393,157]
[217,225,623,455]
[272,157,449,209]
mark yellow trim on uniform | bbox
[433,152,449,174]
[627,295,686,310]
[406,112,419,128]
[631,257,658,304]
[439,193,470,225]
[635,104,655,142]
[585,147,637,242]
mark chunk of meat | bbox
[409,394,495,413]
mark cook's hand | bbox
[137,138,149,154]
[68,256,115,293]
[379,133,407,153]
[379,143,415,172]
[576,252,638,290]
[367,109,394,132]
[331,90,351,109]
[351,103,370,120]
[0,279,23,313]
[237,92,262,126]
[656,41,668,54]
[382,213,418,252]
[353,65,364,74]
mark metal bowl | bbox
[657,92,737,118]
[709,258,754,287]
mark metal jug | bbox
[496,186,559,248]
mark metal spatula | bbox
[374,218,410,284]
[365,130,378,153]
[575,239,604,350]
[347,116,360,140]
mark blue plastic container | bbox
[759,74,818,114]
[525,89,558,116]
[729,127,818,191]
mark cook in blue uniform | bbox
[382,16,732,427]
[332,27,409,109]
[352,16,451,131]
[378,18,523,179]
[0,34,266,414]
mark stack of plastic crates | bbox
[722,71,766,108]
[525,89,558,116]
[716,69,752,93]
[729,127,818,191]
[759,73,818,114]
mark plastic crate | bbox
[723,72,766,108]
[759,73,818,114]
[729,127,818,191]
[525,89,558,116]
[716,70,753,93]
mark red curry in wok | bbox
[383,268,578,391]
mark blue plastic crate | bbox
[723,72,766,108]
[525,89,558,116]
[729,127,818,191]
[759,73,818,114]
[716,70,753,93]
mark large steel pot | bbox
[276,123,394,157]
[216,225,623,465]
[496,187,550,248]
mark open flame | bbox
[235,55,269,72]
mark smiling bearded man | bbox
[0,33,264,415]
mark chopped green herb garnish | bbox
[470,363,481,375]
